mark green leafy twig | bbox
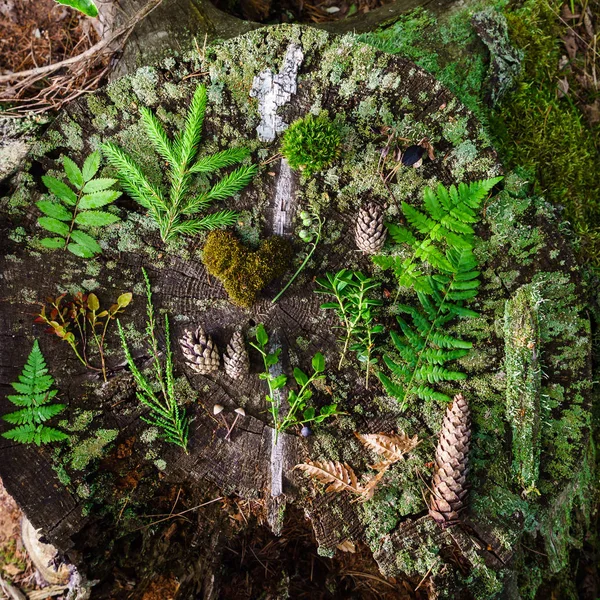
[272,205,324,304]
[102,84,257,243]
[118,269,189,451]
[250,324,338,442]
[2,340,68,445]
[315,270,384,388]
[38,151,121,258]
[35,291,132,382]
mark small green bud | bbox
[299,230,312,242]
[302,218,313,227]
[299,211,311,220]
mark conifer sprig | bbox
[2,341,68,445]
[117,269,189,451]
[102,84,257,243]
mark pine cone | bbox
[180,326,220,375]
[355,202,387,254]
[223,329,249,379]
[429,394,471,528]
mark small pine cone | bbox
[429,394,471,528]
[223,330,249,380]
[180,326,220,375]
[355,202,387,254]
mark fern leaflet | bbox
[2,340,68,445]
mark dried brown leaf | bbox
[354,431,420,465]
[336,539,356,553]
[358,465,391,502]
[294,460,364,494]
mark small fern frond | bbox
[2,342,67,445]
[169,211,239,236]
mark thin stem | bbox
[272,215,323,304]
[279,374,320,432]
[64,185,85,250]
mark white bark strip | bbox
[250,43,304,142]
[272,158,295,237]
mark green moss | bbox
[202,230,292,307]
[504,284,542,495]
[281,113,342,176]
[68,429,118,471]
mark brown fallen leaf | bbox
[354,431,420,470]
[336,539,356,553]
[295,460,364,494]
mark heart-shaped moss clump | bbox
[202,230,293,308]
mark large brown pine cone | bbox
[429,394,471,527]
[355,202,387,254]
[223,329,249,380]
[180,326,220,375]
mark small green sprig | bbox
[2,340,68,446]
[316,270,384,388]
[35,291,132,382]
[250,324,338,441]
[272,205,324,303]
[37,151,121,258]
[118,269,189,451]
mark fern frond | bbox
[189,147,251,174]
[2,343,67,445]
[140,107,178,165]
[102,142,167,213]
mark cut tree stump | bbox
[0,24,594,599]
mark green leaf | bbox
[74,211,120,227]
[87,293,100,311]
[42,175,77,205]
[302,407,315,421]
[271,374,287,390]
[83,178,118,193]
[79,190,121,210]
[37,200,72,221]
[63,156,84,188]
[40,237,65,249]
[38,217,70,237]
[82,151,101,181]
[312,352,325,373]
[256,323,268,347]
[67,243,96,258]
[117,292,133,307]
[70,230,102,254]
[55,0,98,17]
[294,368,309,387]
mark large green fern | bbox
[373,177,502,294]
[377,178,501,407]
[102,84,257,243]
[2,341,68,445]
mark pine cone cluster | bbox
[355,202,387,254]
[223,330,249,380]
[180,326,220,375]
[429,394,471,528]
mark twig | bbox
[133,496,223,531]
[415,557,439,591]
[0,0,164,84]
